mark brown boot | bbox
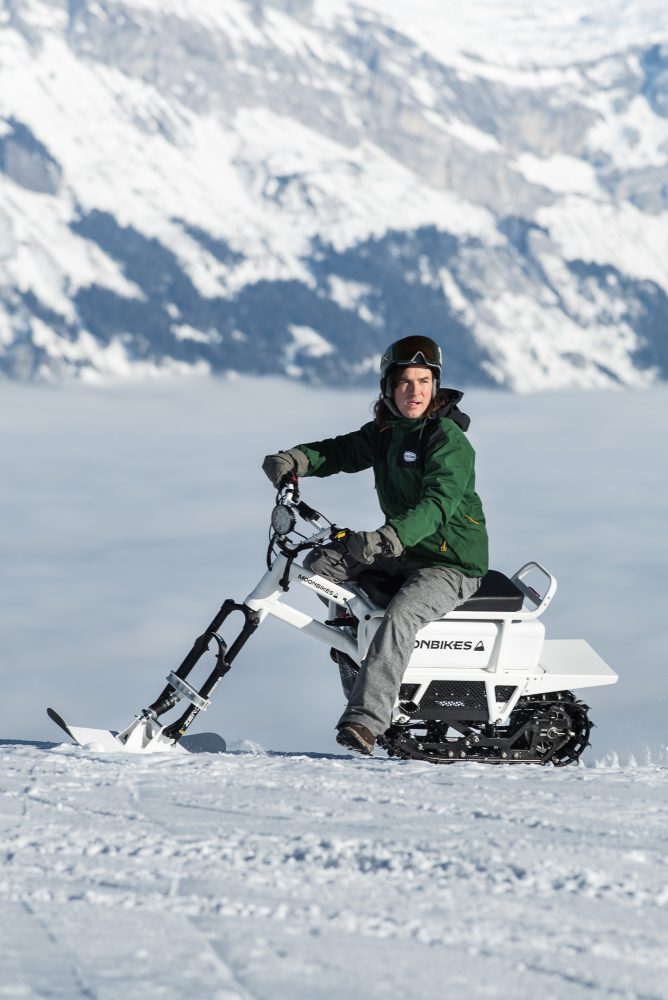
[336,723,375,756]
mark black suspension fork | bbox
[144,600,261,742]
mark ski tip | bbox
[46,707,74,740]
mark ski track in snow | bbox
[1,742,667,999]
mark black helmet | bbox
[380,335,443,398]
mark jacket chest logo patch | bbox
[403,450,417,463]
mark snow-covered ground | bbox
[2,742,668,998]
[2,376,668,995]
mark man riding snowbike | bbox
[262,335,488,756]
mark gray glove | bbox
[262,447,309,487]
[346,524,404,565]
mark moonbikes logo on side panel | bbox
[414,639,486,652]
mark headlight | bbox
[271,504,296,537]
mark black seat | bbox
[458,570,524,612]
[356,568,524,612]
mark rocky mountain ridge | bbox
[1,0,667,389]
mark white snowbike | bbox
[49,478,617,764]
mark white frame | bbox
[245,532,617,727]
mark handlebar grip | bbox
[278,473,300,501]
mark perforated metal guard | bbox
[399,683,420,701]
[421,680,487,712]
[495,685,517,702]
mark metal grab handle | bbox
[511,561,558,616]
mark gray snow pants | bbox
[304,543,481,738]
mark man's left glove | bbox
[346,524,404,565]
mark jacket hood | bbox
[431,387,470,431]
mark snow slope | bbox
[1,741,667,998]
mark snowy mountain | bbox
[1,0,668,390]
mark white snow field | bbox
[1,741,668,999]
[1,377,668,996]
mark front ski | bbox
[46,707,226,754]
[46,707,185,754]
[47,707,127,752]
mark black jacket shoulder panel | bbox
[433,387,470,431]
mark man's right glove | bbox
[346,524,404,565]
[262,447,309,488]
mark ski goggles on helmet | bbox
[380,336,442,377]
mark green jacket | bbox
[297,391,488,577]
